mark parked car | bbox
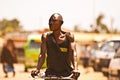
[91,39,120,77]
[108,47,120,80]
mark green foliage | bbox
[0,18,23,36]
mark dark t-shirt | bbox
[45,32,73,76]
[1,46,17,65]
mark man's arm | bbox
[69,33,80,79]
[68,33,78,70]
[36,33,47,71]
[31,33,47,78]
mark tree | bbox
[0,18,23,36]
[74,25,80,32]
[95,13,110,33]
[91,13,110,33]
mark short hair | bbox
[50,13,63,21]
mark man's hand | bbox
[72,69,80,80]
[31,70,40,78]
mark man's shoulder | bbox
[66,32,74,38]
[42,32,52,38]
[65,32,74,42]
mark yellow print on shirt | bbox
[60,47,68,52]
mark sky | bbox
[0,0,120,31]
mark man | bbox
[31,13,80,79]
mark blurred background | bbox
[0,0,120,80]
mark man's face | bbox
[49,14,63,31]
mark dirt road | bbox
[0,63,107,80]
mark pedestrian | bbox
[31,13,80,79]
[82,44,91,74]
[0,39,18,77]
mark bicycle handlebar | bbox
[34,72,75,80]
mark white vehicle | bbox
[108,47,120,80]
[91,39,120,78]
